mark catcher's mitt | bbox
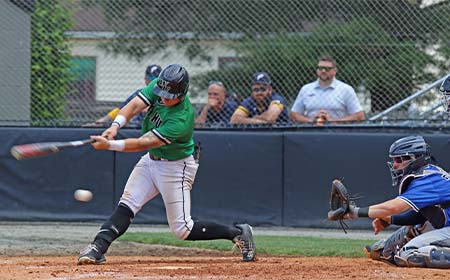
[328,179,358,233]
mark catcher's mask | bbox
[440,75,450,116]
[387,135,430,187]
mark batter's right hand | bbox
[101,125,119,140]
[90,135,109,150]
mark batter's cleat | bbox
[233,224,256,262]
[77,243,106,265]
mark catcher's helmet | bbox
[153,64,189,99]
[387,135,430,187]
[440,75,450,116]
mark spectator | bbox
[439,74,450,116]
[195,81,238,128]
[83,64,162,127]
[290,55,365,125]
[230,72,289,124]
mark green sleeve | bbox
[155,116,189,142]
[140,79,159,103]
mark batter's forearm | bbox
[107,132,165,152]
[117,97,148,123]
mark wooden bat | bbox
[10,139,95,160]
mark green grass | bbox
[120,232,375,258]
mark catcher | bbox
[328,135,450,268]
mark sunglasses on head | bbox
[252,86,268,93]
[317,66,334,71]
[392,155,414,163]
[208,80,224,86]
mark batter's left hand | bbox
[90,135,110,150]
[101,125,119,140]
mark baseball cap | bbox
[145,64,162,80]
[251,72,271,85]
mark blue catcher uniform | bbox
[394,164,450,268]
[363,135,450,268]
[398,164,450,227]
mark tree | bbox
[80,0,450,112]
[31,0,74,125]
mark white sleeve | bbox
[342,85,363,114]
[290,88,305,113]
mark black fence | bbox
[1,127,449,229]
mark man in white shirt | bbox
[290,55,365,125]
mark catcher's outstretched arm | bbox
[391,210,426,226]
[360,198,411,219]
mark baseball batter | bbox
[77,64,256,265]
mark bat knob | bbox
[10,147,23,160]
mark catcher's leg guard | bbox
[380,226,412,264]
[394,246,450,268]
[426,246,450,268]
[364,239,386,261]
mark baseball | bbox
[74,189,93,202]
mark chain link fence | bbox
[1,0,450,128]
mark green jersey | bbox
[139,79,195,160]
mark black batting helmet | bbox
[153,64,189,99]
[440,75,450,116]
[387,135,430,188]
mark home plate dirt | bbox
[1,255,449,280]
[0,223,448,280]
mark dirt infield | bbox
[2,256,449,280]
[0,222,447,279]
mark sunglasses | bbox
[208,92,223,97]
[392,155,414,164]
[208,80,224,86]
[252,87,268,93]
[317,66,335,71]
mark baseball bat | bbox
[10,138,95,160]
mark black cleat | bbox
[233,224,256,261]
[77,243,106,265]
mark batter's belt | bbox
[149,154,169,161]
